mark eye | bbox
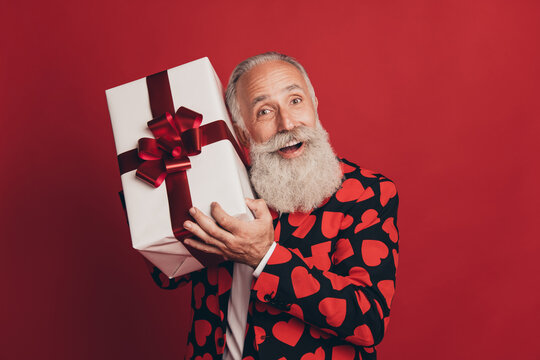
[291,97,302,105]
[257,108,271,117]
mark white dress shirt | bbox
[222,242,277,360]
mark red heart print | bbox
[252,272,280,302]
[340,214,354,230]
[255,301,281,315]
[321,211,344,238]
[348,266,372,286]
[267,244,292,265]
[331,345,355,360]
[193,282,205,309]
[290,248,306,263]
[332,238,354,265]
[206,294,219,316]
[309,327,331,339]
[274,221,281,243]
[272,318,305,347]
[312,241,331,255]
[254,326,266,345]
[384,317,390,334]
[214,327,224,352]
[288,303,304,320]
[300,347,325,360]
[382,217,398,243]
[306,241,332,271]
[207,268,218,286]
[156,271,170,287]
[377,279,395,308]
[355,290,371,314]
[218,267,232,295]
[324,272,350,291]
[354,209,380,233]
[374,298,383,317]
[254,300,265,312]
[345,324,374,346]
[360,168,377,178]
[185,343,194,359]
[304,254,331,272]
[340,162,356,174]
[357,186,375,202]
[288,212,311,227]
[291,266,320,298]
[194,319,212,346]
[292,215,316,238]
[319,297,347,327]
[336,179,368,202]
[393,249,398,269]
[380,181,397,206]
[361,240,389,267]
[194,354,213,360]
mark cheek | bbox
[296,106,317,127]
[249,124,278,144]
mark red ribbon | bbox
[117,70,248,266]
[136,107,203,188]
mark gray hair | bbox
[225,52,317,130]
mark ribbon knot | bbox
[135,107,203,187]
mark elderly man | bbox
[146,52,399,360]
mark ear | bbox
[314,96,318,109]
[233,122,250,148]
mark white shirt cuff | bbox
[253,242,277,278]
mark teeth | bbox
[283,140,300,148]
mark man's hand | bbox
[183,198,275,268]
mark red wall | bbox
[2,1,539,359]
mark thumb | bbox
[245,198,271,221]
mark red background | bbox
[2,0,539,359]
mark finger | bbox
[183,220,228,251]
[210,202,241,233]
[245,198,272,221]
[189,207,234,243]
[184,238,226,257]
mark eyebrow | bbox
[251,84,304,107]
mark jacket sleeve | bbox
[141,255,193,290]
[251,178,399,347]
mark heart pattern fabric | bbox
[143,158,399,360]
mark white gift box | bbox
[106,57,254,278]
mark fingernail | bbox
[189,207,196,215]
[183,221,191,228]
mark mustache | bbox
[250,125,321,154]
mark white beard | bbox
[249,123,343,214]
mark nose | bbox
[277,107,296,132]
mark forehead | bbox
[236,60,307,101]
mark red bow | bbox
[135,107,203,187]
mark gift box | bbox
[106,57,254,278]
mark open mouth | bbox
[278,140,305,158]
